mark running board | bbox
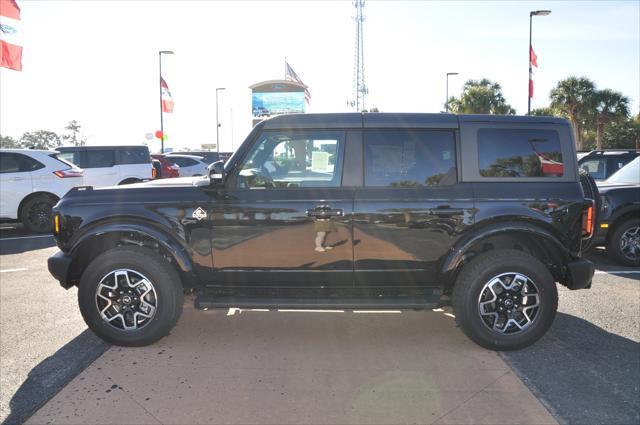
[194,297,439,310]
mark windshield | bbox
[606,156,640,184]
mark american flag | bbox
[285,61,311,103]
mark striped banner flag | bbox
[160,77,174,113]
[0,0,22,71]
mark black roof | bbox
[262,113,568,130]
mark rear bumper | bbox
[48,250,74,289]
[565,257,595,290]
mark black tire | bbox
[20,194,56,234]
[78,246,184,346]
[607,218,640,267]
[452,249,558,351]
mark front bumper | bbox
[565,257,595,290]
[48,250,74,289]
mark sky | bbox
[1,0,638,153]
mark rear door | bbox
[117,147,152,182]
[353,127,474,288]
[206,129,355,288]
[82,149,118,187]
[0,152,35,219]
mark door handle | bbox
[429,206,464,217]
[306,206,344,219]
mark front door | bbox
[207,129,354,288]
[353,128,474,287]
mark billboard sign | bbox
[252,91,305,118]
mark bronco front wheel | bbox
[452,249,558,350]
[78,246,183,346]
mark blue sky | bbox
[1,1,638,152]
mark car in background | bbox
[56,145,153,187]
[151,154,180,178]
[592,156,640,266]
[167,151,233,165]
[0,149,84,233]
[578,149,639,180]
[163,154,208,177]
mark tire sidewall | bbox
[455,251,558,350]
[21,196,55,233]
[609,219,640,267]
[78,247,182,346]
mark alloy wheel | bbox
[477,272,540,334]
[619,226,640,262]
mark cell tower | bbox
[352,0,367,111]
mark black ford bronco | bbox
[48,113,596,350]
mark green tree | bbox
[447,79,516,115]
[19,130,62,150]
[549,76,596,151]
[530,106,564,117]
[0,134,22,148]
[62,120,86,146]
[603,115,640,149]
[592,89,630,150]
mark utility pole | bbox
[215,88,226,154]
[352,0,367,111]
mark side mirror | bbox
[208,160,226,185]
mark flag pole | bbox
[159,52,165,153]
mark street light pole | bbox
[528,10,551,115]
[445,72,458,113]
[158,50,174,153]
[215,88,226,154]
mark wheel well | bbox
[607,210,640,244]
[17,192,59,219]
[445,232,565,294]
[118,178,142,185]
[68,231,193,291]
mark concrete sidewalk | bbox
[27,304,557,425]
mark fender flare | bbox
[70,221,195,278]
[440,220,571,287]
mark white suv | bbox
[56,145,153,187]
[0,149,84,233]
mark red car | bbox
[151,154,180,178]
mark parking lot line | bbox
[594,270,640,275]
[0,268,28,273]
[0,235,53,241]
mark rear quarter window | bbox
[478,128,563,177]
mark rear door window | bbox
[363,130,456,187]
[580,158,606,179]
[85,150,115,168]
[0,153,44,173]
[478,129,563,177]
[118,148,149,165]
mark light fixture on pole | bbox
[528,10,551,114]
[445,72,459,113]
[158,50,174,153]
[215,88,226,154]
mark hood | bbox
[95,176,208,190]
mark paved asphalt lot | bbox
[0,225,638,424]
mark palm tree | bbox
[550,77,596,151]
[447,79,516,115]
[592,89,630,150]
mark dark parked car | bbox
[592,157,640,266]
[579,149,639,180]
[151,154,180,178]
[48,113,595,350]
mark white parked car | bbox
[0,149,84,233]
[164,154,209,177]
[56,145,153,187]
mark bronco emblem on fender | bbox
[192,207,207,220]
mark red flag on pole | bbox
[0,0,23,71]
[530,46,538,68]
[160,77,174,113]
[529,77,534,99]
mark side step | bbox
[194,297,439,310]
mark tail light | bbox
[53,169,83,178]
[582,201,595,238]
[152,167,157,178]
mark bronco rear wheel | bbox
[78,246,183,346]
[452,249,558,350]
